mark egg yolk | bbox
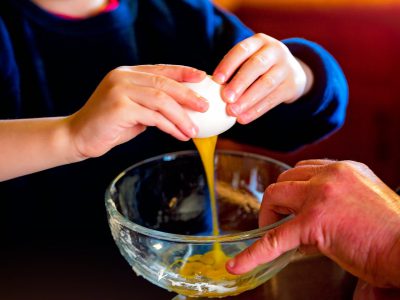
[169,136,237,282]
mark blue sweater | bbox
[0,0,347,250]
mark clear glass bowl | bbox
[105,150,295,298]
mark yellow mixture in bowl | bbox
[172,136,237,281]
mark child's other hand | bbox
[67,64,208,159]
[213,33,313,124]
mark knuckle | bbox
[271,41,290,59]
[328,161,351,177]
[238,40,252,53]
[344,160,367,171]
[253,53,269,66]
[150,111,163,126]
[154,64,168,72]
[264,92,278,105]
[109,96,128,113]
[264,183,276,197]
[307,221,325,247]
[276,172,285,182]
[254,32,268,41]
[262,74,277,89]
[183,88,196,102]
[277,41,289,51]
[152,76,167,90]
[273,38,288,51]
[106,84,123,100]
[154,94,170,108]
[152,89,167,102]
[319,181,337,200]
[243,245,259,264]
[106,68,124,84]
[261,230,279,252]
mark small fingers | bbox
[117,66,209,112]
[213,35,266,85]
[131,102,191,141]
[234,83,290,124]
[221,46,277,104]
[227,67,284,118]
[130,64,206,83]
[129,86,197,138]
[144,73,209,112]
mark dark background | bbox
[220,4,400,190]
[2,3,399,300]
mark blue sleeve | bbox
[150,0,253,73]
[224,37,348,151]
[0,17,20,118]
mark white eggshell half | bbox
[183,76,236,138]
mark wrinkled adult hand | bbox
[67,64,208,159]
[227,159,400,289]
[213,33,313,124]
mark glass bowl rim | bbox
[105,149,292,243]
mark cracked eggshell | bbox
[183,76,236,138]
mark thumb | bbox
[226,219,301,274]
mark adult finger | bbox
[226,218,301,274]
[258,198,293,227]
[295,159,336,167]
[277,165,323,182]
[259,181,308,227]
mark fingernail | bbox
[229,104,241,116]
[224,89,236,103]
[213,72,226,84]
[199,96,209,111]
[238,114,251,124]
[227,259,236,269]
[191,127,198,138]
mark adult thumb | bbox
[226,220,300,274]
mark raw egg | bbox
[183,76,236,138]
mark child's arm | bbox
[0,64,208,181]
[0,117,77,181]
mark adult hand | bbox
[213,33,313,124]
[354,279,400,300]
[67,64,208,159]
[226,159,400,289]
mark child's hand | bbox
[67,64,208,159]
[213,33,314,124]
